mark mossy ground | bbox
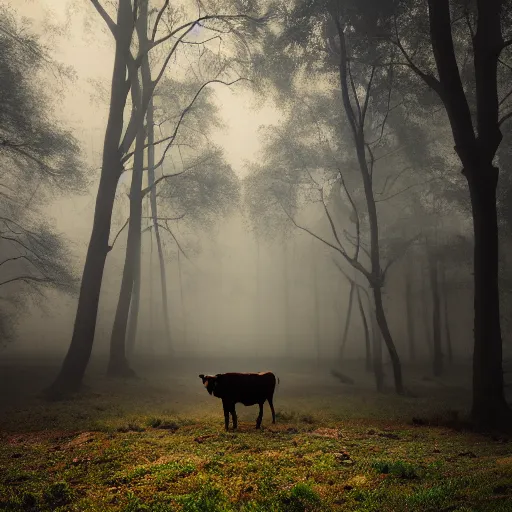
[0,355,511,511]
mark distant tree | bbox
[0,5,86,345]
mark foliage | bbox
[0,5,86,345]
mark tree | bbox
[356,0,512,425]
[0,5,85,345]
[49,0,266,394]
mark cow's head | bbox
[199,374,218,395]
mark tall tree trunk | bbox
[405,264,416,362]
[284,239,291,355]
[425,0,510,426]
[468,169,509,424]
[107,0,150,377]
[421,264,433,362]
[147,98,173,355]
[312,241,321,362]
[428,247,443,376]
[373,287,402,393]
[126,249,141,357]
[255,238,261,357]
[107,126,144,377]
[177,244,187,347]
[339,281,355,360]
[333,17,403,393]
[357,287,372,372]
[440,261,453,364]
[48,0,134,394]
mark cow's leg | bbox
[231,404,238,430]
[222,400,230,431]
[268,396,276,424]
[256,402,264,429]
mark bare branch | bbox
[499,110,512,127]
[108,217,129,252]
[278,199,370,279]
[148,79,245,170]
[89,0,117,39]
[0,255,32,267]
[158,221,190,260]
[337,170,360,259]
[390,16,442,95]
[0,275,52,287]
[375,177,437,202]
[141,156,209,197]
[361,66,376,126]
[381,233,422,280]
[151,0,169,41]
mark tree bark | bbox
[428,247,443,376]
[440,260,453,364]
[48,0,134,395]
[405,264,416,362]
[357,287,372,372]
[467,168,510,424]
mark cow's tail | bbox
[275,374,280,392]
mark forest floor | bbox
[0,354,511,511]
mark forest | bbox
[0,0,512,510]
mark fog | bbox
[1,0,481,368]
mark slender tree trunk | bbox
[147,101,173,355]
[312,242,321,362]
[339,281,355,360]
[421,264,433,362]
[177,245,187,347]
[357,287,371,372]
[440,261,453,364]
[373,287,403,393]
[428,247,443,376]
[255,238,261,357]
[284,239,291,355]
[371,297,384,391]
[149,224,154,355]
[332,17,403,393]
[108,126,144,377]
[48,0,133,394]
[126,249,141,357]
[405,264,416,363]
[107,0,152,377]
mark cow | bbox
[198,372,279,431]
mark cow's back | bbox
[215,372,277,405]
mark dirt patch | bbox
[310,428,342,439]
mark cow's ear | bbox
[199,374,205,379]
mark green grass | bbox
[0,358,511,511]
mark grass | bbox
[0,355,511,511]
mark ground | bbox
[0,355,511,511]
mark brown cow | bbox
[199,372,279,430]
